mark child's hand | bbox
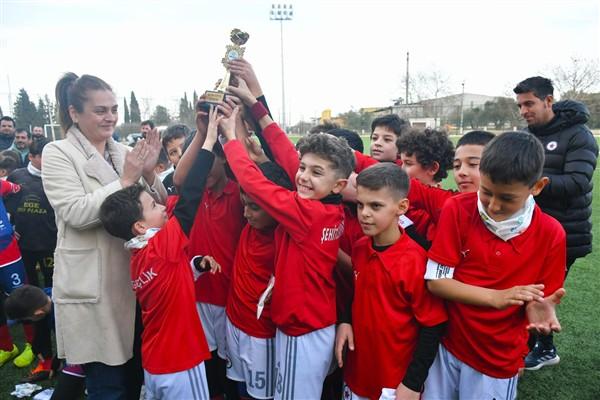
[199,256,221,274]
[335,323,354,368]
[395,383,420,400]
[219,106,240,141]
[526,288,565,335]
[492,284,545,309]
[227,79,257,107]
[228,58,263,97]
[203,105,224,149]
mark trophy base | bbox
[197,91,228,112]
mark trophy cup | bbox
[198,29,249,111]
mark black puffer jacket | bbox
[527,100,598,260]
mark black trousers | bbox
[21,249,54,288]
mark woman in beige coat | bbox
[42,73,167,399]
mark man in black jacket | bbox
[514,76,598,370]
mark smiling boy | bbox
[99,107,225,399]
[220,84,354,399]
[422,131,566,400]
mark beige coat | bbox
[42,126,167,365]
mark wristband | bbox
[250,101,269,121]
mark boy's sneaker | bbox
[0,344,19,367]
[14,343,34,368]
[20,360,52,383]
[525,342,560,370]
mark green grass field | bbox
[0,136,598,399]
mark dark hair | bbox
[99,184,145,241]
[296,133,355,179]
[356,162,410,199]
[0,152,19,173]
[162,124,190,149]
[0,116,15,126]
[513,76,554,100]
[141,120,155,129]
[29,138,50,155]
[4,285,49,320]
[55,73,113,133]
[371,114,408,137]
[15,129,31,139]
[457,130,495,148]
[396,128,455,182]
[327,128,364,153]
[480,131,544,187]
[309,121,339,134]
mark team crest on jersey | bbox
[546,141,558,151]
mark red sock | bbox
[0,324,13,351]
[23,324,34,344]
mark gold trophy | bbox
[199,29,249,111]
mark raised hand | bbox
[492,284,545,310]
[203,105,224,151]
[227,78,257,107]
[219,106,240,141]
[121,139,147,187]
[142,128,162,182]
[335,323,354,368]
[526,288,566,335]
[228,58,263,97]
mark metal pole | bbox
[459,82,465,135]
[405,52,409,104]
[280,19,286,131]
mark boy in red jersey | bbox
[423,131,566,400]
[335,163,447,400]
[99,107,225,399]
[174,107,246,400]
[221,83,355,399]
[369,114,408,163]
[225,155,293,400]
[406,130,494,237]
[396,128,454,188]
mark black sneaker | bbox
[525,341,560,370]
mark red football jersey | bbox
[353,151,402,173]
[226,225,277,338]
[224,139,343,336]
[189,180,245,306]
[336,205,363,320]
[428,193,565,378]
[407,178,455,238]
[261,123,299,185]
[130,218,211,374]
[345,234,447,399]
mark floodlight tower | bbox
[270,4,293,132]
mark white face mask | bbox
[124,228,160,250]
[477,193,535,241]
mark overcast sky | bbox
[1,0,598,126]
